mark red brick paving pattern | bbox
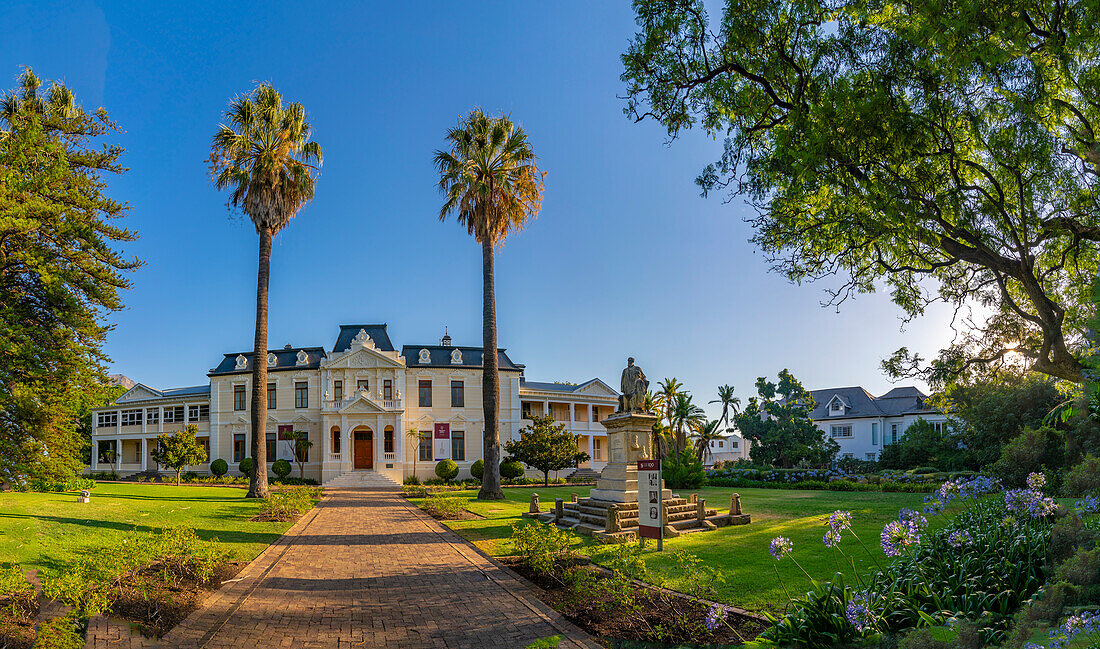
[149,486,599,649]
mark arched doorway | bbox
[352,425,373,469]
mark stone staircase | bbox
[533,495,733,540]
[324,470,401,489]
[565,468,600,482]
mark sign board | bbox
[637,459,662,548]
[433,423,451,461]
[277,424,294,440]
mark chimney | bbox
[441,327,452,347]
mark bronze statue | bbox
[618,357,649,412]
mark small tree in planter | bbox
[284,431,314,480]
[503,415,589,487]
[151,425,208,486]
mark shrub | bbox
[908,466,938,475]
[825,480,856,491]
[422,493,468,519]
[238,457,253,476]
[836,457,878,474]
[210,458,229,477]
[470,459,485,480]
[1063,454,1100,497]
[992,425,1066,488]
[434,459,459,481]
[27,476,96,493]
[500,459,525,480]
[31,612,84,649]
[182,471,199,481]
[271,459,292,479]
[403,475,421,485]
[663,449,706,489]
[257,486,318,521]
[402,484,429,498]
[510,521,577,573]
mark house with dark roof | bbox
[89,323,618,483]
[808,386,947,460]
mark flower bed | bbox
[751,473,1100,648]
[704,467,956,493]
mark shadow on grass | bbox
[0,512,285,544]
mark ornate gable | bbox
[576,379,618,397]
[116,383,161,403]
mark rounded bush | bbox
[238,457,254,477]
[499,459,525,480]
[210,458,229,477]
[435,459,459,481]
[470,459,485,480]
[272,459,292,479]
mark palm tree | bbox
[210,84,322,499]
[691,419,724,463]
[710,385,741,432]
[405,428,423,480]
[670,392,705,454]
[657,378,684,432]
[435,109,545,500]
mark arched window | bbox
[384,426,395,454]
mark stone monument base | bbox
[589,462,672,503]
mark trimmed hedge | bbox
[470,459,485,480]
[238,457,253,476]
[210,458,229,477]
[272,459,292,479]
[435,459,459,481]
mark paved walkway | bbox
[149,486,599,649]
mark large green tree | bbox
[210,84,322,499]
[504,414,589,487]
[435,109,545,500]
[734,370,838,468]
[151,425,209,486]
[622,0,1100,385]
[0,69,140,485]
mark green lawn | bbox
[0,482,293,573]
[420,485,928,613]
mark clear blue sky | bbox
[2,1,956,419]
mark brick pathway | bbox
[148,485,599,649]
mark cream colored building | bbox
[89,324,618,483]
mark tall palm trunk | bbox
[479,237,505,500]
[248,227,272,499]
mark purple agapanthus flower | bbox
[705,604,724,631]
[1026,472,1046,492]
[823,528,842,548]
[769,536,793,559]
[947,530,973,548]
[1074,495,1100,514]
[845,592,875,632]
[1045,610,1100,649]
[880,520,918,556]
[898,508,928,533]
[828,510,852,531]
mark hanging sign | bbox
[434,423,451,461]
[637,459,663,549]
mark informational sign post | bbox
[433,423,451,461]
[637,459,663,550]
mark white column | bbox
[569,402,575,427]
[141,409,146,436]
[141,438,147,471]
[158,406,163,433]
[91,432,98,470]
[588,434,594,462]
[543,399,549,417]
[115,439,121,471]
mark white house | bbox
[88,323,619,484]
[808,386,947,461]
[705,432,750,466]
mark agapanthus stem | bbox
[846,526,884,571]
[773,564,793,613]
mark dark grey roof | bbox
[521,380,582,393]
[160,385,211,397]
[209,347,327,376]
[332,324,394,353]
[400,345,522,371]
[808,385,934,420]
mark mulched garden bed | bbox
[500,557,767,647]
[0,588,38,649]
[110,559,246,637]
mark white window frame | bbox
[830,425,853,438]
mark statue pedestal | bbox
[589,411,672,503]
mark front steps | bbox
[565,468,600,482]
[324,470,401,489]
[528,494,747,541]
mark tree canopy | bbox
[734,370,838,467]
[151,425,208,486]
[0,69,140,485]
[621,0,1100,385]
[503,414,588,487]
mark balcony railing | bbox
[382,452,396,461]
[327,452,342,462]
[322,391,402,411]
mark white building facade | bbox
[808,386,948,461]
[89,324,618,483]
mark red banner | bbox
[434,423,450,439]
[277,424,294,440]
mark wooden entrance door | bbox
[353,431,373,469]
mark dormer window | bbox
[296,350,309,366]
[267,353,277,367]
[450,348,462,364]
[235,354,248,370]
[830,400,843,413]
[418,348,431,364]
